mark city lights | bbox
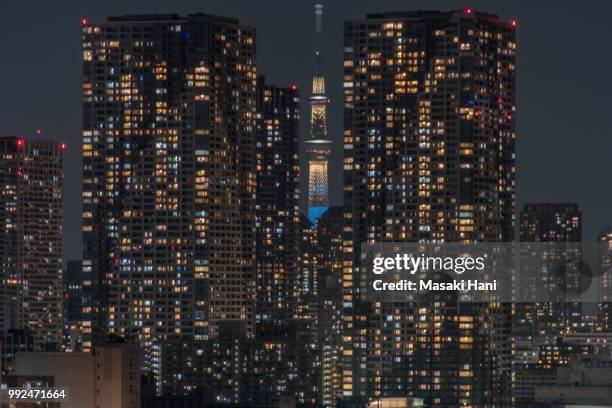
[1,4,611,408]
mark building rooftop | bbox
[104,13,240,25]
[358,9,508,25]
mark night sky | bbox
[2,0,611,261]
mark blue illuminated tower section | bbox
[305,2,332,225]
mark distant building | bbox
[514,366,556,406]
[298,214,319,323]
[159,324,319,407]
[599,227,612,331]
[366,397,425,408]
[0,329,34,376]
[518,203,583,333]
[94,343,141,408]
[63,260,84,352]
[563,332,612,361]
[538,337,594,369]
[0,136,64,350]
[316,207,344,407]
[520,203,582,242]
[533,355,612,406]
[63,261,83,324]
[142,395,296,408]
[255,76,301,326]
[8,342,140,408]
[316,207,343,287]
[515,335,612,407]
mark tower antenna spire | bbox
[314,3,324,75]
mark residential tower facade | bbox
[342,10,516,406]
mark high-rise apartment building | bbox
[1,329,35,376]
[0,136,64,349]
[598,227,612,331]
[82,14,257,354]
[305,3,332,225]
[520,203,582,243]
[298,214,320,322]
[342,10,516,406]
[255,76,301,326]
[518,203,583,333]
[316,206,344,288]
[160,326,320,406]
[64,260,84,351]
[316,207,344,408]
[64,260,83,326]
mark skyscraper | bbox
[598,227,612,331]
[342,10,516,406]
[305,3,332,225]
[64,260,84,351]
[519,203,583,332]
[0,136,64,349]
[82,13,257,356]
[298,213,320,322]
[520,203,582,243]
[255,76,301,326]
[159,325,321,405]
[316,206,344,408]
[251,78,323,406]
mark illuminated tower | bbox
[305,3,332,225]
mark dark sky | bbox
[2,0,612,261]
